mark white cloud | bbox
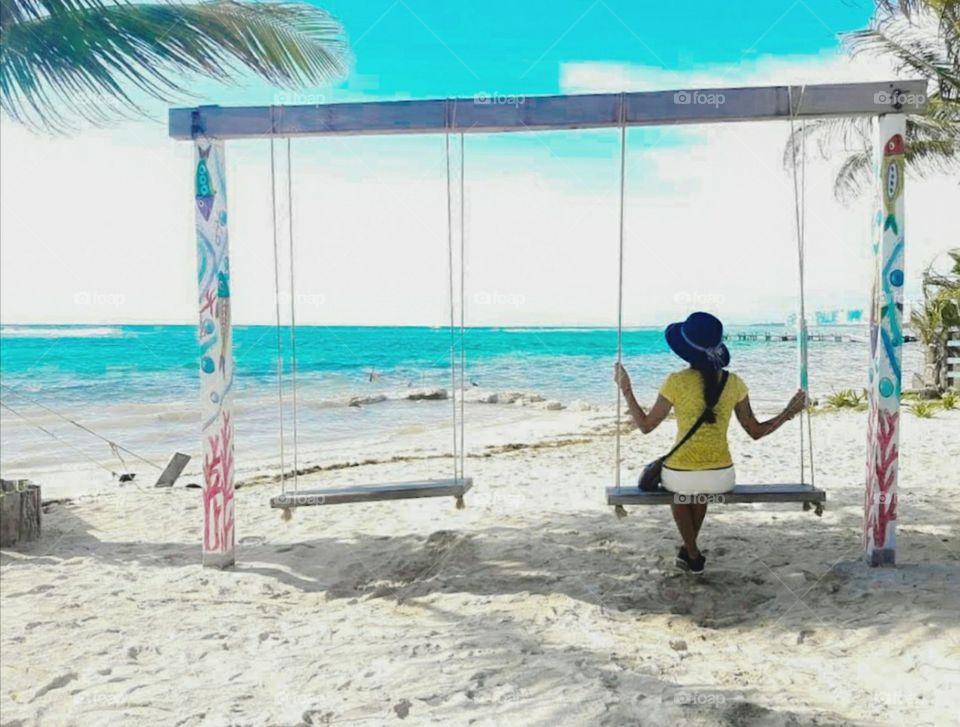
[558,50,906,93]
[553,53,956,324]
[1,51,955,327]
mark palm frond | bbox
[833,149,873,201]
[846,29,959,99]
[874,1,948,20]
[784,3,960,200]
[794,117,959,202]
[782,116,872,170]
[872,1,960,74]
[912,95,960,128]
[0,0,348,132]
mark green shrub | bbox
[826,390,851,408]
[941,391,957,410]
[826,389,865,409]
[911,401,935,418]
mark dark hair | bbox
[694,365,724,424]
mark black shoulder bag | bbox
[638,371,729,492]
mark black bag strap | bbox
[662,370,729,462]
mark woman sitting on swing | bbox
[614,311,807,575]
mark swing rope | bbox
[0,384,162,471]
[788,85,817,489]
[611,88,816,510]
[614,93,628,494]
[287,137,301,496]
[270,104,467,512]
[269,128,288,496]
[459,131,467,484]
[1,400,119,478]
[444,100,459,483]
[801,121,815,489]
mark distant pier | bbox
[724,332,918,343]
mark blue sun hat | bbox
[665,311,730,370]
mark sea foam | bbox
[0,326,124,339]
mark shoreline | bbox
[7,399,955,497]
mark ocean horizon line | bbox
[0,321,865,331]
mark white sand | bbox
[2,406,958,726]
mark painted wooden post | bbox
[194,137,235,568]
[864,113,906,567]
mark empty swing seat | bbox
[607,483,825,507]
[270,478,472,508]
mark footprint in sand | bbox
[9,584,55,598]
[32,672,77,701]
[393,699,412,719]
[301,709,335,725]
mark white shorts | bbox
[661,465,736,495]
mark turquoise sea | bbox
[0,324,921,480]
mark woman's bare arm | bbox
[627,392,672,434]
[614,363,672,433]
[735,391,805,440]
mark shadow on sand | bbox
[3,495,957,726]
[6,495,957,634]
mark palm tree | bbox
[784,0,959,200]
[912,249,960,390]
[0,0,347,133]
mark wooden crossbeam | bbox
[170,81,927,140]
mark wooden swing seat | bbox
[270,478,472,508]
[607,483,826,507]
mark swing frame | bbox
[170,80,924,568]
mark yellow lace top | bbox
[659,369,749,470]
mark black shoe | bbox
[688,553,706,575]
[676,546,690,569]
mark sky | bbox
[1,0,957,326]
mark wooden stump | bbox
[0,479,41,547]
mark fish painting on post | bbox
[196,145,216,221]
[882,134,904,235]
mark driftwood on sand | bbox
[0,479,41,547]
